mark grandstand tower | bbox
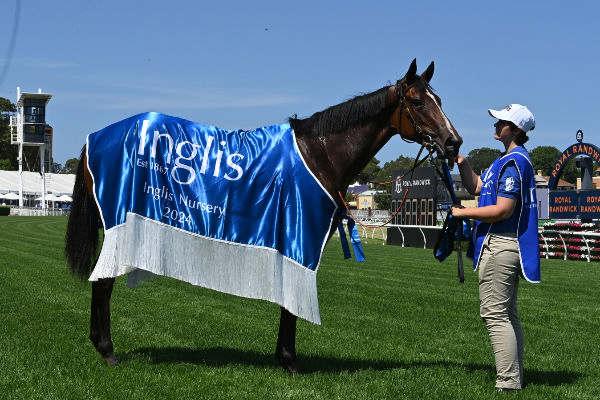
[9,88,53,208]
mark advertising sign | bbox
[549,190,600,219]
[549,191,579,219]
[391,166,437,200]
[579,190,600,219]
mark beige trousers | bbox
[478,235,524,390]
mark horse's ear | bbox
[405,59,418,85]
[421,61,435,83]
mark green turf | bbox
[1,216,599,399]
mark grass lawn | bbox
[1,216,599,399]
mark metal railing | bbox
[384,224,442,248]
[6,206,70,217]
[539,230,600,262]
[9,115,21,143]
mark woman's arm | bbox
[451,196,516,223]
[455,155,482,196]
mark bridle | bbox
[394,81,443,156]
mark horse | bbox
[65,59,462,374]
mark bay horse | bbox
[65,59,462,374]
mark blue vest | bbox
[469,146,541,283]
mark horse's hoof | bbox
[104,355,119,366]
[283,362,302,376]
[277,358,301,375]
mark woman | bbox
[452,104,540,392]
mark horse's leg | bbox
[89,277,119,366]
[275,307,300,374]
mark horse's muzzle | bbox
[443,137,462,167]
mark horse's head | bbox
[391,59,462,166]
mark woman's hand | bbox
[454,154,467,167]
[451,204,465,218]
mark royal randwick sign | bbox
[548,130,600,219]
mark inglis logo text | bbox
[136,120,245,185]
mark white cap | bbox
[488,104,535,133]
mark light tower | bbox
[9,88,53,208]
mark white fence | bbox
[6,206,70,217]
[348,209,391,222]
[539,230,600,262]
[337,221,442,249]
[383,224,442,248]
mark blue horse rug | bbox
[87,112,340,324]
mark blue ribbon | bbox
[337,211,366,262]
[337,222,351,259]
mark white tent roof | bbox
[35,194,61,201]
[0,170,75,196]
[2,192,20,200]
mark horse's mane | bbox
[289,85,393,138]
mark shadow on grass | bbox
[119,346,581,386]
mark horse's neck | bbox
[295,85,400,203]
[296,121,396,201]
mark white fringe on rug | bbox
[89,213,322,324]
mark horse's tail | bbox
[65,146,100,279]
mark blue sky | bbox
[1,0,599,167]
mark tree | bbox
[373,185,391,210]
[466,147,502,174]
[61,158,79,174]
[561,161,577,184]
[0,97,17,170]
[0,159,13,170]
[355,155,421,210]
[0,97,16,117]
[355,157,382,183]
[375,155,421,182]
[530,146,562,176]
[529,145,576,183]
[464,146,577,184]
[52,162,63,173]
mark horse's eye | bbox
[411,100,425,109]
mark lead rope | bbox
[338,144,432,229]
[433,161,465,283]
